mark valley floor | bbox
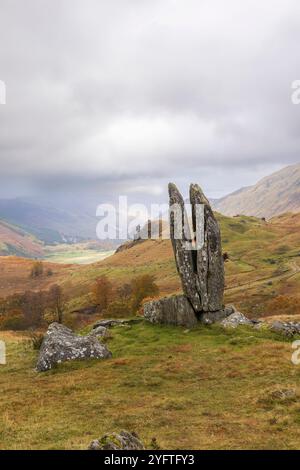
[0,322,300,450]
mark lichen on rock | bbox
[36,323,112,372]
[89,430,145,450]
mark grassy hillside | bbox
[0,323,299,450]
[0,220,44,258]
[0,257,79,298]
[1,212,300,450]
[0,199,97,242]
[214,163,300,219]
[60,212,300,318]
[0,212,299,318]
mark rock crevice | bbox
[144,183,227,326]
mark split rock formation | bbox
[144,183,231,327]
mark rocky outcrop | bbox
[144,183,227,327]
[115,238,145,253]
[168,183,224,314]
[36,323,112,372]
[88,325,109,338]
[92,318,142,329]
[221,311,257,328]
[144,294,198,328]
[89,431,145,450]
[270,321,300,338]
[200,306,235,325]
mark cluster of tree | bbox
[0,284,65,330]
[92,274,159,317]
[30,261,53,279]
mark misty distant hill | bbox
[0,219,44,258]
[213,164,300,219]
[0,199,98,244]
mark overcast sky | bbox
[0,0,299,209]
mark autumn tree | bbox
[92,275,113,312]
[30,261,44,279]
[48,284,65,324]
[20,290,46,328]
[130,274,159,313]
[117,283,132,301]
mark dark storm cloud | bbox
[0,0,299,201]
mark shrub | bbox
[92,275,112,311]
[30,261,44,279]
[130,274,159,314]
[21,290,46,328]
[28,331,44,350]
[104,299,130,318]
[48,284,65,324]
[0,311,26,331]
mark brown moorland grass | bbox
[0,212,299,318]
[0,323,300,450]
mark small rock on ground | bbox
[36,323,112,372]
[221,311,256,328]
[270,321,300,338]
[89,431,145,450]
[93,319,142,329]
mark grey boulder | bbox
[89,431,145,450]
[93,318,142,329]
[199,306,234,325]
[144,294,198,328]
[88,325,109,338]
[221,311,254,328]
[36,323,112,372]
[168,183,225,314]
[270,321,300,338]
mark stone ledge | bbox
[144,294,198,328]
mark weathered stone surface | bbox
[36,323,112,372]
[221,311,254,328]
[199,306,234,325]
[144,294,198,328]
[190,184,224,312]
[143,183,227,327]
[89,431,145,450]
[168,183,202,312]
[270,321,300,338]
[168,183,224,315]
[88,325,109,338]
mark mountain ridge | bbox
[0,219,44,258]
[213,163,300,218]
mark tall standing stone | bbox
[190,184,224,312]
[169,183,224,313]
[144,182,226,327]
[168,183,202,312]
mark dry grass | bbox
[1,323,300,450]
[1,213,300,319]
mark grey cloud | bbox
[0,0,299,205]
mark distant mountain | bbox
[0,199,98,243]
[213,164,300,219]
[0,219,44,258]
